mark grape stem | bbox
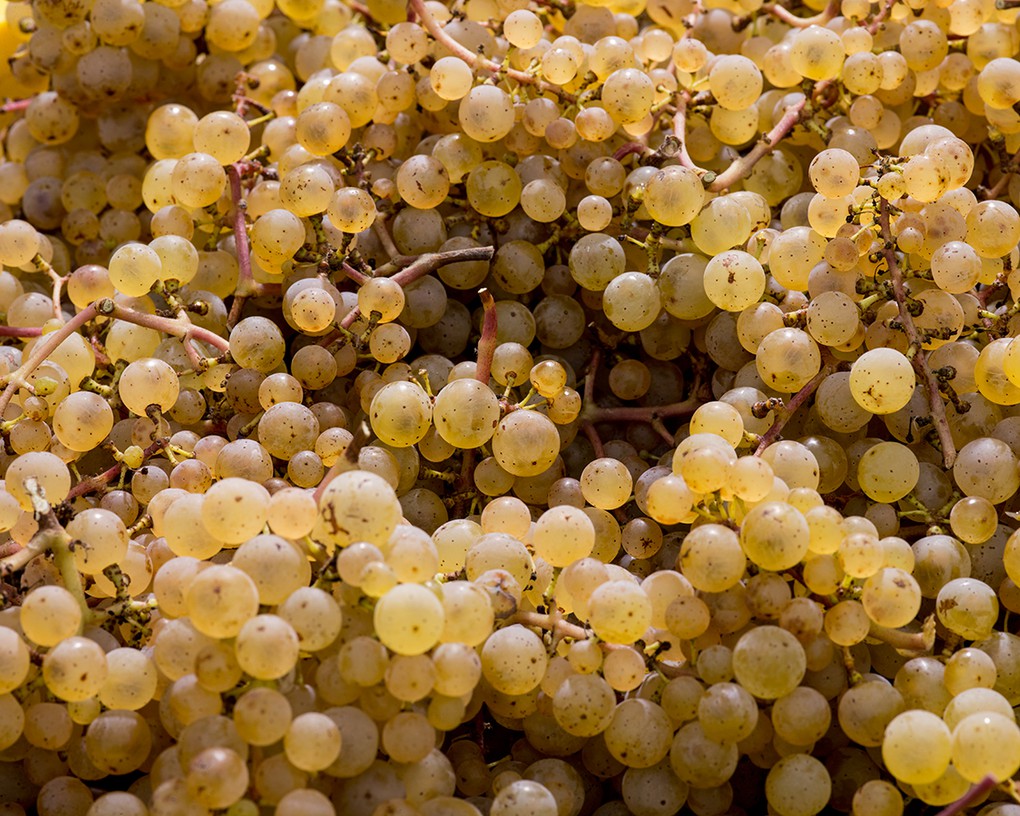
[706,96,809,192]
[65,438,169,501]
[672,91,703,175]
[0,98,31,114]
[935,775,997,816]
[373,220,401,261]
[510,610,694,677]
[580,347,700,439]
[0,299,229,420]
[761,0,839,27]
[754,364,832,454]
[406,0,575,102]
[0,478,88,619]
[982,168,1014,201]
[868,615,936,655]
[865,0,896,34]
[476,289,497,385]
[32,254,66,321]
[584,398,702,424]
[0,302,102,420]
[581,349,606,457]
[320,246,496,345]
[108,301,230,356]
[0,325,42,337]
[226,162,275,329]
[613,142,650,162]
[878,198,957,468]
[340,262,372,286]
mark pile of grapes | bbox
[5,0,1020,812]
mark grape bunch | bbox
[4,0,1020,813]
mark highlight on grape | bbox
[1,0,1020,813]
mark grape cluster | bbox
[3,0,1020,813]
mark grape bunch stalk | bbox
[4,0,1020,814]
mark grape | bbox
[856,442,919,503]
[84,709,152,775]
[755,328,821,393]
[936,577,999,640]
[492,781,558,816]
[433,379,500,449]
[944,648,997,696]
[52,391,114,452]
[740,502,809,571]
[22,589,82,659]
[374,583,444,656]
[861,568,921,629]
[315,469,402,548]
[669,720,738,787]
[42,636,108,702]
[950,712,1020,783]
[188,747,250,809]
[0,627,31,696]
[703,251,765,312]
[679,524,746,593]
[481,624,548,695]
[234,614,300,680]
[605,698,674,769]
[533,506,595,567]
[552,674,616,737]
[731,626,805,699]
[491,410,561,477]
[881,710,951,785]
[765,754,831,816]
[284,712,343,772]
[643,166,705,227]
[587,580,652,645]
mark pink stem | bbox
[0,297,228,422]
[582,423,605,458]
[878,199,957,468]
[0,326,42,337]
[866,0,896,33]
[66,439,167,500]
[707,97,808,192]
[0,98,31,114]
[342,262,371,286]
[0,302,100,418]
[934,775,997,816]
[983,170,1014,201]
[320,245,495,347]
[586,398,701,423]
[762,0,838,27]
[673,92,706,175]
[754,367,828,455]
[227,163,254,329]
[475,289,497,384]
[109,303,229,355]
[613,142,649,162]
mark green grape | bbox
[702,250,765,312]
[765,754,831,816]
[679,524,746,593]
[881,710,951,785]
[731,625,806,700]
[370,380,432,448]
[861,568,921,629]
[374,583,444,656]
[848,349,915,415]
[433,379,500,449]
